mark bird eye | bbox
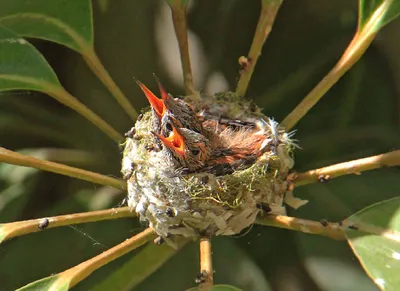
[165,122,173,132]
[191,149,200,156]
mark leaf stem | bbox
[43,84,124,143]
[294,150,400,187]
[199,237,214,289]
[280,0,395,130]
[91,238,188,291]
[0,207,134,243]
[0,75,123,142]
[0,147,126,190]
[67,228,155,288]
[17,228,156,290]
[169,3,197,96]
[82,47,138,120]
[45,84,124,142]
[256,215,345,240]
[235,0,283,97]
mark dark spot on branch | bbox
[38,218,49,230]
[348,224,358,230]
[320,219,328,227]
[195,270,208,284]
[318,174,330,183]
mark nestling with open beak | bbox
[151,115,211,172]
[122,78,300,244]
[136,79,203,136]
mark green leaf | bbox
[16,275,69,291]
[0,0,92,52]
[187,285,243,291]
[0,26,60,91]
[90,241,186,291]
[164,0,189,8]
[359,0,400,32]
[345,197,400,291]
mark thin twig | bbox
[169,3,197,96]
[0,75,123,142]
[91,237,189,291]
[82,48,138,120]
[199,236,214,290]
[294,150,400,187]
[68,228,155,288]
[235,0,283,97]
[24,228,155,290]
[281,0,394,130]
[256,215,345,240]
[0,147,126,190]
[1,207,134,243]
[46,84,124,142]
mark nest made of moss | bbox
[121,91,305,246]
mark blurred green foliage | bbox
[0,0,399,290]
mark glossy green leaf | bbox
[187,285,243,291]
[0,26,60,91]
[359,0,400,32]
[0,0,92,52]
[17,275,68,291]
[345,197,400,291]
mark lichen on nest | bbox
[121,90,303,246]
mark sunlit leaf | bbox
[345,197,400,291]
[359,0,400,32]
[0,0,92,52]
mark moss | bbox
[122,93,297,239]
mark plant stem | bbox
[0,207,134,243]
[0,147,126,190]
[280,0,396,130]
[281,32,375,130]
[0,75,123,142]
[256,215,345,240]
[91,237,189,291]
[44,83,124,142]
[294,150,400,187]
[82,47,138,120]
[170,3,197,96]
[64,228,155,289]
[235,0,283,97]
[199,237,214,289]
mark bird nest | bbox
[121,86,302,246]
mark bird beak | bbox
[136,80,166,119]
[153,74,169,101]
[152,125,185,156]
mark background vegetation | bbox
[0,0,399,290]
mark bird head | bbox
[152,115,211,172]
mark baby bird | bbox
[136,79,203,135]
[151,115,211,173]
